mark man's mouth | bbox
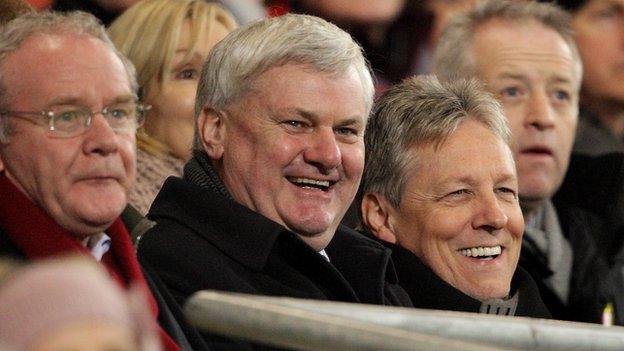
[286,176,336,191]
[521,146,553,156]
[459,245,502,261]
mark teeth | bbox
[460,246,502,258]
[288,177,330,188]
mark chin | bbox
[287,220,332,238]
[464,283,511,302]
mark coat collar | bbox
[148,177,309,271]
[327,227,400,303]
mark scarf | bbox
[184,150,233,199]
[524,200,572,304]
[0,173,180,351]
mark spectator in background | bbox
[108,0,237,215]
[0,0,34,25]
[0,256,161,351]
[0,11,203,350]
[548,0,624,156]
[360,75,550,318]
[49,0,264,26]
[52,0,138,24]
[434,0,609,323]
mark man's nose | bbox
[525,91,556,130]
[82,113,119,156]
[472,194,508,234]
[303,127,341,172]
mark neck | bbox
[298,231,334,252]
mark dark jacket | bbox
[519,202,610,323]
[554,152,624,263]
[137,176,412,349]
[388,242,551,318]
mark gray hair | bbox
[361,75,510,207]
[433,0,581,82]
[0,11,138,142]
[193,13,374,151]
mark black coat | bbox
[137,177,412,349]
[388,242,551,318]
[554,152,624,263]
[519,202,610,323]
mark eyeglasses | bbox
[0,101,149,138]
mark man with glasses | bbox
[0,11,206,351]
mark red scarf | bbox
[0,173,180,351]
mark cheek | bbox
[507,208,525,240]
[340,143,365,178]
[556,116,577,149]
[148,84,197,123]
[119,136,137,179]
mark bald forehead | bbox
[2,32,132,108]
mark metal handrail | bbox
[185,291,518,351]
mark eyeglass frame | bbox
[0,101,150,139]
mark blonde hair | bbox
[108,0,237,156]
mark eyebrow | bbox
[433,172,517,190]
[295,108,364,128]
[172,50,204,63]
[495,72,528,82]
[46,94,135,108]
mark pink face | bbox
[0,33,136,238]
[143,20,231,161]
[572,0,624,106]
[387,120,524,300]
[205,63,367,250]
[472,20,580,209]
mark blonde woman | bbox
[109,0,236,214]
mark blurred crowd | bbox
[1,0,624,350]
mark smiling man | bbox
[361,75,550,318]
[433,0,609,322]
[137,13,411,348]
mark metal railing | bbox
[185,291,624,350]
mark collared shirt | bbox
[318,249,330,262]
[83,233,112,261]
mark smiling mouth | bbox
[459,246,502,260]
[286,176,335,192]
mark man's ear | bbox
[197,107,225,160]
[361,192,398,244]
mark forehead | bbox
[471,19,580,86]
[3,33,132,108]
[410,120,516,187]
[242,63,367,120]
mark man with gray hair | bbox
[360,75,550,318]
[0,11,201,350]
[137,13,411,347]
[433,0,609,323]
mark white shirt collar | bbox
[83,233,112,261]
